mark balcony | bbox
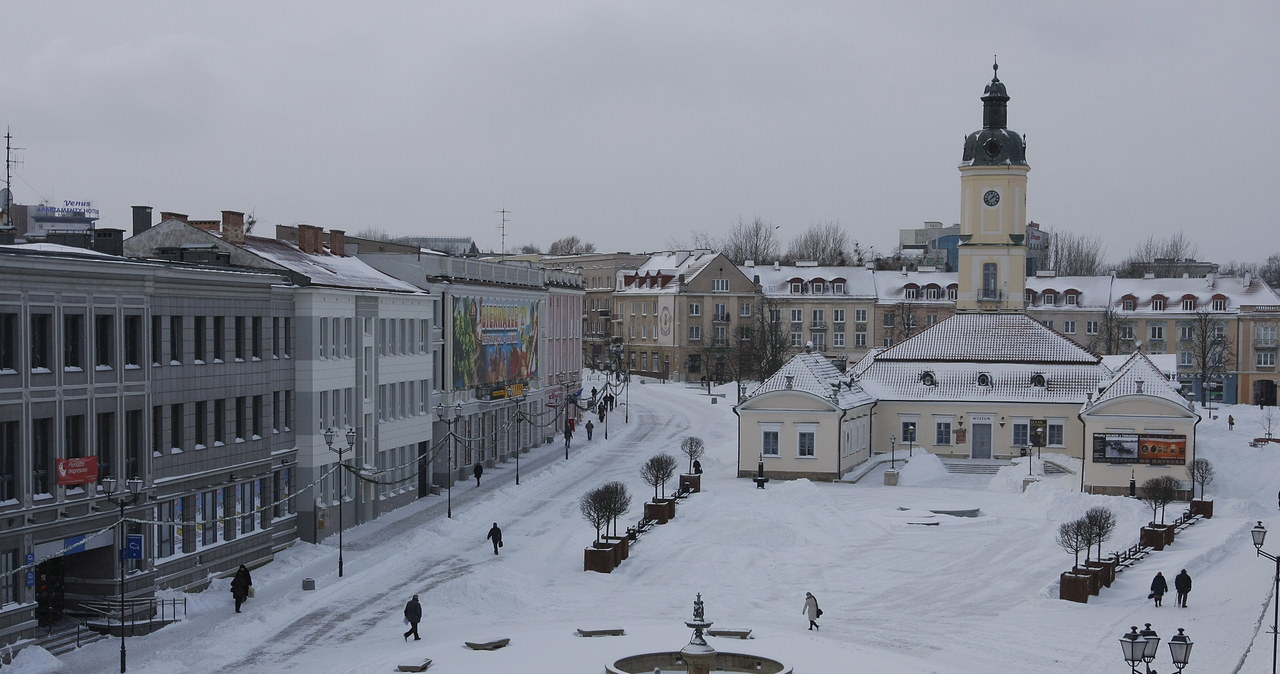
[833,322,845,331]
[810,321,827,330]
[712,313,730,323]
[1256,338,1278,348]
[978,289,1004,302]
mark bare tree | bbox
[785,221,851,265]
[579,486,612,545]
[1261,408,1277,440]
[1116,233,1201,278]
[1083,306,1126,355]
[721,217,782,265]
[517,243,542,254]
[1260,253,1280,288]
[1185,458,1215,500]
[1139,476,1180,525]
[547,236,597,255]
[737,297,791,381]
[351,227,396,241]
[681,436,705,474]
[1056,518,1089,568]
[888,301,924,343]
[1185,310,1233,406]
[599,481,632,538]
[1047,231,1106,276]
[665,228,718,252]
[1082,506,1117,562]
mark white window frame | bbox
[855,309,867,323]
[855,333,867,347]
[761,423,781,456]
[1259,352,1276,368]
[1063,320,1076,334]
[1086,321,1099,335]
[796,423,818,458]
[689,302,701,316]
[713,278,729,292]
[790,282,803,294]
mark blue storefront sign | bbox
[124,534,144,560]
[25,553,34,587]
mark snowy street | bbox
[16,377,1280,673]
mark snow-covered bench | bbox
[464,638,510,650]
[396,659,432,672]
[577,627,625,637]
[707,627,753,639]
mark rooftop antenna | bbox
[496,207,511,255]
[1,128,23,227]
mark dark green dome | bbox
[960,59,1027,167]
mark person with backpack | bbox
[802,592,821,630]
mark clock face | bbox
[982,190,1001,207]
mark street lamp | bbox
[508,387,526,485]
[322,427,356,578]
[889,434,897,470]
[1252,520,1280,674]
[100,475,143,673]
[1168,628,1194,672]
[1120,623,1192,673]
[905,423,915,459]
[435,403,463,518]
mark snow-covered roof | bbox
[872,269,958,303]
[748,351,874,409]
[242,237,423,293]
[876,313,1101,364]
[857,360,1107,403]
[1091,351,1193,409]
[1027,274,1280,311]
[616,250,726,295]
[746,263,878,298]
[0,242,118,257]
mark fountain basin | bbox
[606,651,791,673]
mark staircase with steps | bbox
[941,459,1073,476]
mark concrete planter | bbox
[1059,572,1091,603]
[1189,499,1214,518]
[584,545,616,573]
[679,473,702,493]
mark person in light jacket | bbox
[802,591,820,630]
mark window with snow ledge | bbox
[95,365,112,372]
[32,367,52,374]
[193,359,205,365]
[170,447,183,454]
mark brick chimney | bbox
[328,229,346,257]
[191,219,220,232]
[159,211,189,224]
[297,224,322,254]
[222,210,245,245]
[131,205,153,236]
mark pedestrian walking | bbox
[231,564,253,613]
[1174,569,1192,608]
[564,426,573,450]
[598,403,606,424]
[1149,571,1168,607]
[802,592,821,630]
[1228,415,1235,430]
[605,393,615,410]
[585,420,594,440]
[473,462,483,487]
[403,594,422,641]
[486,522,503,555]
[693,459,702,475]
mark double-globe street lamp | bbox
[1252,520,1280,674]
[100,476,143,673]
[1119,623,1193,673]
[435,403,463,518]
[322,427,356,578]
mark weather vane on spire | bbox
[992,55,1000,81]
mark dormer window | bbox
[1025,290,1036,304]
[790,282,803,294]
[905,288,918,300]
[1152,298,1166,311]
[920,371,936,387]
[1043,292,1056,306]
[977,373,992,387]
[947,286,958,301]
[1182,298,1196,311]
[1065,292,1078,306]
[925,287,940,300]
[1212,298,1228,311]
[832,282,845,294]
[1122,298,1136,311]
[1031,373,1046,388]
[812,281,825,294]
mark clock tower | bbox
[955,59,1029,313]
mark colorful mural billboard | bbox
[452,296,540,389]
[1091,433,1188,465]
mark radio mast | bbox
[496,208,511,255]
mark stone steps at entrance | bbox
[941,459,1073,476]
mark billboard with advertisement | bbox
[452,296,540,389]
[55,457,98,486]
[1091,433,1187,465]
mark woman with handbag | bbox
[231,564,253,613]
[803,592,821,630]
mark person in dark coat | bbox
[1174,569,1192,607]
[1150,571,1168,606]
[486,522,503,555]
[564,426,573,450]
[693,459,702,475]
[585,420,594,440]
[473,462,483,486]
[231,564,252,613]
[598,403,606,424]
[403,594,422,640]
[1228,415,1235,430]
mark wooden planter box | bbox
[1088,557,1118,588]
[1140,525,1175,551]
[644,501,670,524]
[584,545,616,573]
[602,536,629,562]
[657,497,677,520]
[1059,572,1091,603]
[1073,566,1104,595]
[1189,499,1214,518]
[679,473,702,493]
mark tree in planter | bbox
[1138,475,1181,525]
[1082,506,1117,563]
[681,436,705,475]
[1185,458,1215,500]
[640,453,679,500]
[579,486,613,545]
[599,481,631,538]
[1056,518,1089,569]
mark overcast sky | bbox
[5,2,1279,265]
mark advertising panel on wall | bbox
[1091,433,1188,465]
[55,457,98,486]
[452,296,540,389]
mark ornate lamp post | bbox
[100,476,144,673]
[1253,521,1280,674]
[889,434,897,470]
[906,423,915,459]
[322,427,356,577]
[435,403,462,518]
[1120,623,1192,673]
